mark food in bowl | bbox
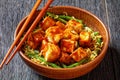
[15,6,109,79]
[22,12,104,68]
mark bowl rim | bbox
[15,6,109,71]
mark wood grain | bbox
[0,0,119,80]
[106,0,120,80]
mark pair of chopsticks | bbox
[0,0,54,69]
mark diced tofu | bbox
[59,52,72,65]
[63,27,79,40]
[66,20,83,33]
[41,42,60,62]
[70,47,88,62]
[55,21,66,30]
[61,39,76,53]
[33,29,44,43]
[27,33,38,49]
[45,26,63,44]
[41,17,56,30]
[40,40,48,56]
[79,31,91,47]
[27,29,44,49]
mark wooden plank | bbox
[0,0,118,80]
[106,0,120,80]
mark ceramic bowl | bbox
[14,6,109,79]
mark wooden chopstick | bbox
[5,0,54,65]
[0,0,42,69]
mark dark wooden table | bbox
[0,0,120,80]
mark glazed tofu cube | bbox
[33,29,44,43]
[45,26,63,44]
[55,21,66,30]
[70,47,87,62]
[41,42,60,62]
[63,27,79,41]
[61,39,76,53]
[59,52,72,65]
[79,31,91,47]
[40,40,48,54]
[27,33,38,49]
[66,20,83,33]
[27,29,44,49]
[41,17,55,30]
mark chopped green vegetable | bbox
[46,12,67,24]
[94,32,99,36]
[59,15,82,23]
[47,62,61,68]
[97,38,102,44]
[62,64,68,68]
[67,59,86,68]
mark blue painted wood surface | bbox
[0,0,120,80]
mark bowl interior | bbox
[15,6,109,79]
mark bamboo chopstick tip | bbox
[0,65,3,69]
[5,61,9,65]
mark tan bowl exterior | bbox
[14,6,109,79]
